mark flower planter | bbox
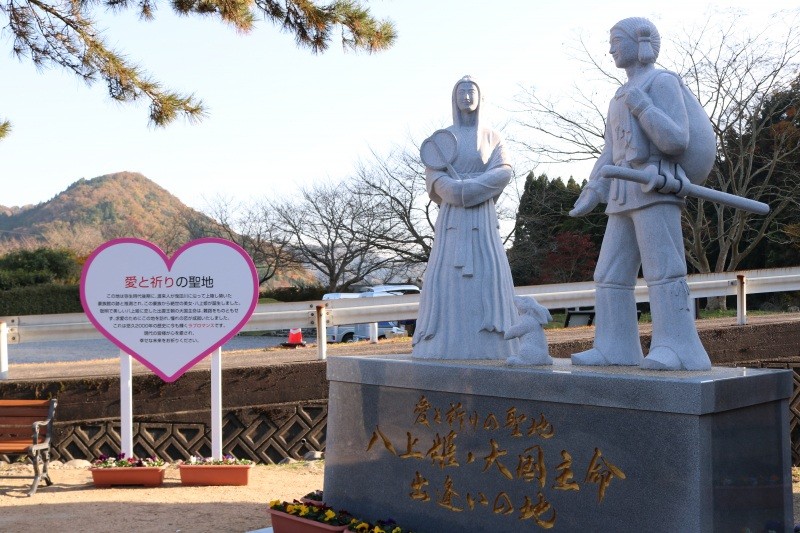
[268,509,348,533]
[90,466,166,488]
[179,464,253,486]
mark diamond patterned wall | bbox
[749,360,800,465]
[41,404,327,464]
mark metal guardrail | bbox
[1,266,800,376]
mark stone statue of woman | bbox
[412,76,519,359]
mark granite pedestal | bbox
[324,355,793,532]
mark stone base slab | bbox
[324,355,793,532]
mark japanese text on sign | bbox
[95,275,240,345]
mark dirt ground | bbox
[0,460,323,533]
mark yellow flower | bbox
[374,527,385,533]
[391,528,401,533]
[324,510,337,521]
[355,523,369,531]
[288,504,305,515]
[298,505,310,516]
[268,499,281,509]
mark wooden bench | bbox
[0,399,58,496]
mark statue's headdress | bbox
[611,17,660,64]
[451,75,482,128]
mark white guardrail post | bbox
[316,304,327,360]
[0,321,8,380]
[737,275,747,325]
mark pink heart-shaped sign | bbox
[80,238,259,382]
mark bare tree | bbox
[349,140,523,267]
[668,15,800,280]
[349,145,436,268]
[197,196,299,286]
[512,10,800,309]
[269,181,401,292]
[39,224,105,257]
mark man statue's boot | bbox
[641,278,711,370]
[572,285,643,366]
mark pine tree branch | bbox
[0,0,395,138]
[254,0,395,53]
[5,0,207,127]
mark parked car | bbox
[322,285,420,342]
[359,284,421,295]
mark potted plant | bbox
[267,500,353,533]
[89,453,166,488]
[178,454,255,486]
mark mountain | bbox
[0,172,213,254]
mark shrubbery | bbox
[0,284,82,315]
[0,248,81,285]
[0,248,84,315]
[0,269,55,290]
[261,284,326,302]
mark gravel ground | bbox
[1,461,797,532]
[0,460,324,533]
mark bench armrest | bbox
[31,419,51,444]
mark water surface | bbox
[7,335,285,364]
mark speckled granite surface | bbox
[324,356,793,532]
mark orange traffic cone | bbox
[281,328,306,348]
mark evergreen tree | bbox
[508,172,605,285]
[508,172,604,286]
[0,0,396,138]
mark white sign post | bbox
[211,347,223,459]
[0,321,8,381]
[81,238,258,460]
[120,350,133,457]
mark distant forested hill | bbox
[0,171,212,254]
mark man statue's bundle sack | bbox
[642,70,716,185]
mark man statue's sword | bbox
[599,165,770,215]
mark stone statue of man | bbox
[569,17,711,370]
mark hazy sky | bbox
[0,0,795,211]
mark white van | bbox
[323,285,420,343]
